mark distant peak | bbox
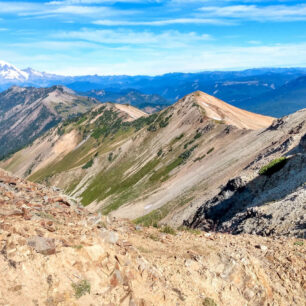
[51,85,75,95]
[22,67,35,72]
[0,60,29,81]
[0,60,10,66]
[195,91,274,130]
[178,90,274,130]
[8,85,26,93]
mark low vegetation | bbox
[179,144,199,161]
[294,241,304,246]
[175,133,184,141]
[149,157,182,183]
[72,280,91,299]
[160,225,176,235]
[134,196,194,227]
[178,226,202,235]
[203,297,218,306]
[207,147,214,154]
[184,139,195,149]
[194,154,206,162]
[149,234,160,241]
[134,206,169,227]
[82,159,93,169]
[259,157,287,176]
[194,132,202,139]
[82,158,160,213]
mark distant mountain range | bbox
[0,60,306,117]
[238,75,306,117]
[82,89,169,113]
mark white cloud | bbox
[47,0,146,4]
[247,40,261,45]
[198,4,306,21]
[0,2,41,14]
[0,1,136,17]
[93,18,231,26]
[10,40,100,50]
[48,42,306,76]
[50,5,112,15]
[54,28,212,47]
[2,39,306,76]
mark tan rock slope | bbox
[193,91,274,129]
[114,103,147,121]
[0,169,305,305]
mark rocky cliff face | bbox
[0,85,98,158]
[0,169,305,305]
[187,110,306,238]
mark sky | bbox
[0,0,306,76]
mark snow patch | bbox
[0,60,29,81]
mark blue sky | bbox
[0,0,306,75]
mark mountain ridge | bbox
[0,85,99,158]
[82,88,170,113]
[1,90,282,232]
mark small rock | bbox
[255,244,268,252]
[8,285,22,292]
[27,236,56,255]
[100,230,119,244]
[0,209,23,216]
[110,269,123,287]
[135,225,142,231]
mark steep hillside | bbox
[83,89,170,113]
[1,169,305,305]
[186,112,306,238]
[0,102,145,178]
[240,75,306,117]
[0,85,98,158]
[1,91,276,229]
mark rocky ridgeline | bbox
[0,169,305,305]
[187,111,306,238]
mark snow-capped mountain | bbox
[0,60,29,82]
[22,67,44,79]
[0,60,65,89]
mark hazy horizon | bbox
[2,59,306,78]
